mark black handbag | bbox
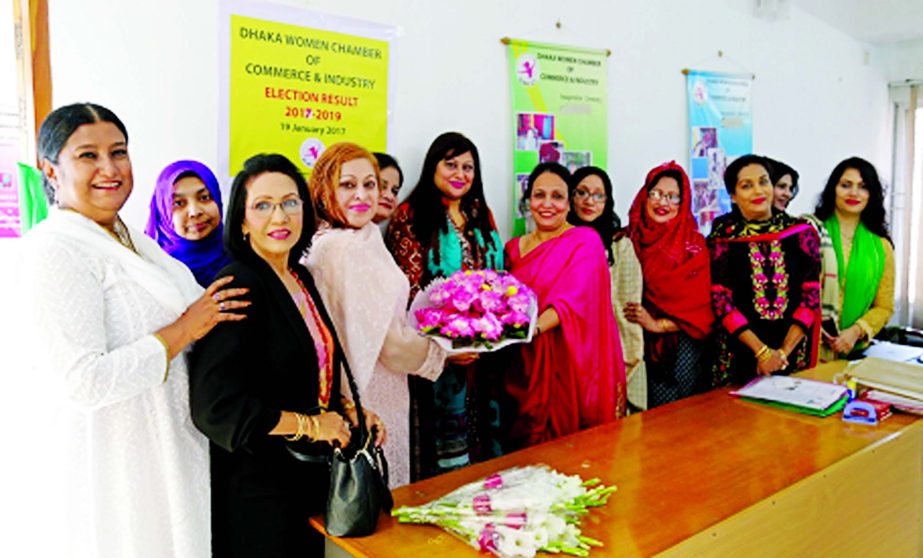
[325,356,394,537]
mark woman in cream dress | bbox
[304,142,473,487]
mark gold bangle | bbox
[755,345,772,362]
[309,415,320,441]
[659,319,670,332]
[283,412,305,442]
[341,399,355,412]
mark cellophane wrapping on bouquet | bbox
[408,269,538,354]
[392,465,616,557]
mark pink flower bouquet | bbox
[409,270,538,353]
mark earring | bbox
[243,232,249,242]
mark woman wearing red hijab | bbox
[625,162,715,407]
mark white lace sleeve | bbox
[379,315,446,380]
[21,236,170,410]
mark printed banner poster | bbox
[685,69,753,235]
[221,1,393,178]
[0,109,21,238]
[507,40,608,237]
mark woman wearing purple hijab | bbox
[146,160,231,286]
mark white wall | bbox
[882,38,923,82]
[46,0,893,238]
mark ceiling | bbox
[793,0,923,44]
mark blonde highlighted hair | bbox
[309,142,380,228]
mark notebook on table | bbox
[730,375,849,417]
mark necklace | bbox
[60,207,137,254]
[104,218,139,254]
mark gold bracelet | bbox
[341,399,355,412]
[755,345,772,362]
[659,319,670,333]
[308,415,320,441]
[283,412,305,442]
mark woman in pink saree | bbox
[505,162,627,448]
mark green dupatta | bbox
[825,216,884,330]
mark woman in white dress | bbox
[18,103,247,557]
[304,142,474,487]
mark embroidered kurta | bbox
[19,209,209,557]
[305,224,445,487]
[709,219,822,385]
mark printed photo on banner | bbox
[538,140,565,163]
[691,126,717,157]
[0,171,17,237]
[514,173,536,233]
[562,150,592,173]
[515,173,531,219]
[516,113,555,151]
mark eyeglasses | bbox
[647,190,681,206]
[574,189,606,203]
[249,198,304,217]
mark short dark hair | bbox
[814,156,890,241]
[224,154,316,265]
[524,162,570,200]
[723,154,775,195]
[373,152,403,187]
[37,103,129,204]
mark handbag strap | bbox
[333,333,372,446]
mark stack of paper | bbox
[730,375,849,417]
[862,341,923,364]
[849,357,923,402]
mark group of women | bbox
[20,102,894,557]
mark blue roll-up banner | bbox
[686,69,753,234]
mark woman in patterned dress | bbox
[708,155,822,385]
[385,131,504,480]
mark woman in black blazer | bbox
[190,154,385,557]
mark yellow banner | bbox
[229,14,389,175]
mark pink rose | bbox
[508,292,531,314]
[415,308,445,331]
[471,312,503,341]
[477,290,504,313]
[429,282,457,306]
[500,310,530,327]
[440,314,475,338]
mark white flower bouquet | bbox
[392,465,616,557]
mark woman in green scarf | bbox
[814,157,894,358]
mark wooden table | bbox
[314,362,923,556]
